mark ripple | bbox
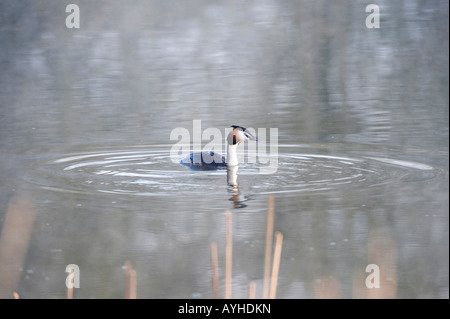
[25,145,446,197]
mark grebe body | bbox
[180,151,227,170]
[180,125,257,170]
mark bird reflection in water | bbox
[227,165,249,209]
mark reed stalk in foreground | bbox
[269,231,283,299]
[210,242,219,299]
[248,281,256,299]
[262,195,275,299]
[0,194,36,299]
[124,261,137,299]
[67,269,74,299]
[225,210,232,299]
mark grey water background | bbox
[0,0,448,298]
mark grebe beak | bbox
[245,131,258,141]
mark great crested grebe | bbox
[180,125,258,170]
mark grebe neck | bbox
[226,143,239,167]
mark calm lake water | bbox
[0,0,448,298]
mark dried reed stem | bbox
[129,269,137,299]
[210,242,219,299]
[262,195,274,299]
[225,210,232,299]
[67,286,73,299]
[67,269,74,299]
[124,261,137,299]
[0,194,36,299]
[269,231,283,299]
[248,281,256,299]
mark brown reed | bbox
[124,260,137,299]
[248,281,256,299]
[67,268,74,299]
[210,242,219,299]
[269,231,283,299]
[225,210,232,299]
[0,193,36,299]
[262,195,275,299]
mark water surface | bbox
[0,0,448,298]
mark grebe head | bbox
[227,125,258,146]
[226,125,258,167]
